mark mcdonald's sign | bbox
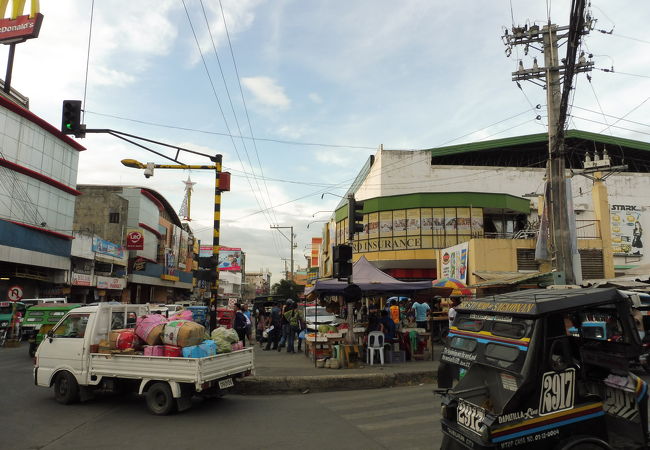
[0,0,43,44]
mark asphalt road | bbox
[0,343,442,450]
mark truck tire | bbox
[54,371,80,404]
[146,382,176,415]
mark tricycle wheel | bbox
[146,382,176,415]
[556,436,612,450]
[28,343,36,358]
[54,371,80,404]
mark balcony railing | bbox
[482,219,600,240]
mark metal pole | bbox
[290,226,294,282]
[4,43,16,94]
[212,154,222,310]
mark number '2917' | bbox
[539,368,575,415]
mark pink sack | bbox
[144,345,165,356]
[232,341,244,351]
[169,310,193,321]
[135,314,168,346]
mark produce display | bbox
[97,307,244,359]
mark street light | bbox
[311,210,333,217]
[307,220,329,229]
[120,156,226,309]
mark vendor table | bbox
[304,333,345,360]
[401,327,433,360]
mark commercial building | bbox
[244,270,271,300]
[74,185,196,303]
[0,91,84,301]
[322,130,650,290]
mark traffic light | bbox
[61,100,82,136]
[333,244,353,280]
[347,195,364,242]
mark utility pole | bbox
[503,3,593,284]
[271,226,295,282]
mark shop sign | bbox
[71,273,93,286]
[92,237,125,259]
[132,258,147,272]
[439,241,469,283]
[218,247,242,271]
[96,276,126,290]
[126,229,144,250]
[0,1,43,44]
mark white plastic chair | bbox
[367,331,385,365]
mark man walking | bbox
[264,302,283,351]
[283,300,303,353]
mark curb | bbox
[233,371,436,395]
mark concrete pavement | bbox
[235,341,440,394]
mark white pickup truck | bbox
[34,303,254,415]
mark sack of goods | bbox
[210,326,240,344]
[163,345,182,357]
[135,314,168,346]
[110,329,138,350]
[231,341,244,351]
[143,345,165,356]
[212,336,232,353]
[182,340,217,358]
[169,310,193,321]
[162,320,205,348]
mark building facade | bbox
[322,130,649,288]
[74,185,195,303]
[0,92,85,301]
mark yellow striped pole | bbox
[212,154,222,308]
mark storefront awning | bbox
[471,271,551,288]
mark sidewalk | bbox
[234,342,440,395]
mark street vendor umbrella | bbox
[432,277,472,296]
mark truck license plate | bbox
[457,399,486,435]
[218,378,234,389]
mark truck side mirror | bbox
[47,330,54,342]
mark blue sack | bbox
[182,339,217,358]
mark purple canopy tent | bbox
[305,256,452,296]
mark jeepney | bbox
[438,288,648,450]
[23,303,81,357]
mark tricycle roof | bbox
[455,287,625,317]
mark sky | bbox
[2,0,650,284]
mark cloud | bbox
[241,76,291,108]
[308,92,323,104]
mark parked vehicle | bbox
[21,298,67,308]
[22,303,81,357]
[438,288,648,450]
[34,303,254,415]
[0,301,25,346]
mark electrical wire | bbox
[571,103,650,130]
[82,0,95,123]
[595,67,650,79]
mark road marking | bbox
[342,402,435,420]
[317,386,431,404]
[357,414,437,431]
[325,391,430,411]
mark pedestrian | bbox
[234,304,248,346]
[410,298,431,331]
[278,300,291,350]
[264,302,283,351]
[379,309,397,343]
[256,308,268,345]
[242,304,252,343]
[448,297,461,328]
[283,300,303,353]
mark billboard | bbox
[199,245,213,258]
[218,247,242,271]
[439,241,469,283]
[92,237,124,259]
[0,1,43,44]
[611,204,644,256]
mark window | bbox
[450,336,477,352]
[485,343,520,362]
[492,322,526,339]
[52,313,90,338]
[457,319,484,332]
[109,212,120,223]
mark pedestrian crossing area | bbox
[314,385,443,449]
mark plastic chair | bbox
[367,331,385,365]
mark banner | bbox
[71,273,93,286]
[96,276,126,290]
[218,247,242,271]
[611,204,645,256]
[439,241,469,283]
[126,229,144,250]
[199,245,214,258]
[92,237,124,259]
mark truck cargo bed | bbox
[89,347,254,387]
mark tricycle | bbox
[437,287,648,449]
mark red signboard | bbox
[0,13,43,43]
[126,230,144,250]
